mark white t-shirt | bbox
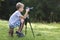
[9,10,22,27]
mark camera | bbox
[26,7,33,10]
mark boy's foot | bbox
[9,31,13,37]
[16,31,24,37]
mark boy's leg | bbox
[16,19,25,37]
[9,26,14,37]
[18,19,24,33]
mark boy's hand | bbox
[26,8,30,13]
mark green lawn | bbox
[0,20,60,40]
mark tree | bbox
[0,0,60,22]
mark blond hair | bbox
[16,2,24,9]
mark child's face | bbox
[19,5,24,12]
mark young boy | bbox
[9,2,30,37]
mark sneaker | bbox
[16,31,24,37]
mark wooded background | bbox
[0,0,60,22]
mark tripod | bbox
[24,16,35,37]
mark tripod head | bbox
[24,15,30,25]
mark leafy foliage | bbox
[0,0,60,22]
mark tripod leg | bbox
[25,25,27,35]
[29,23,35,37]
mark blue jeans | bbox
[9,23,21,28]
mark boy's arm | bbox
[20,8,30,19]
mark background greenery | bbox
[0,0,60,22]
[0,0,60,40]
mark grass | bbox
[0,20,60,40]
